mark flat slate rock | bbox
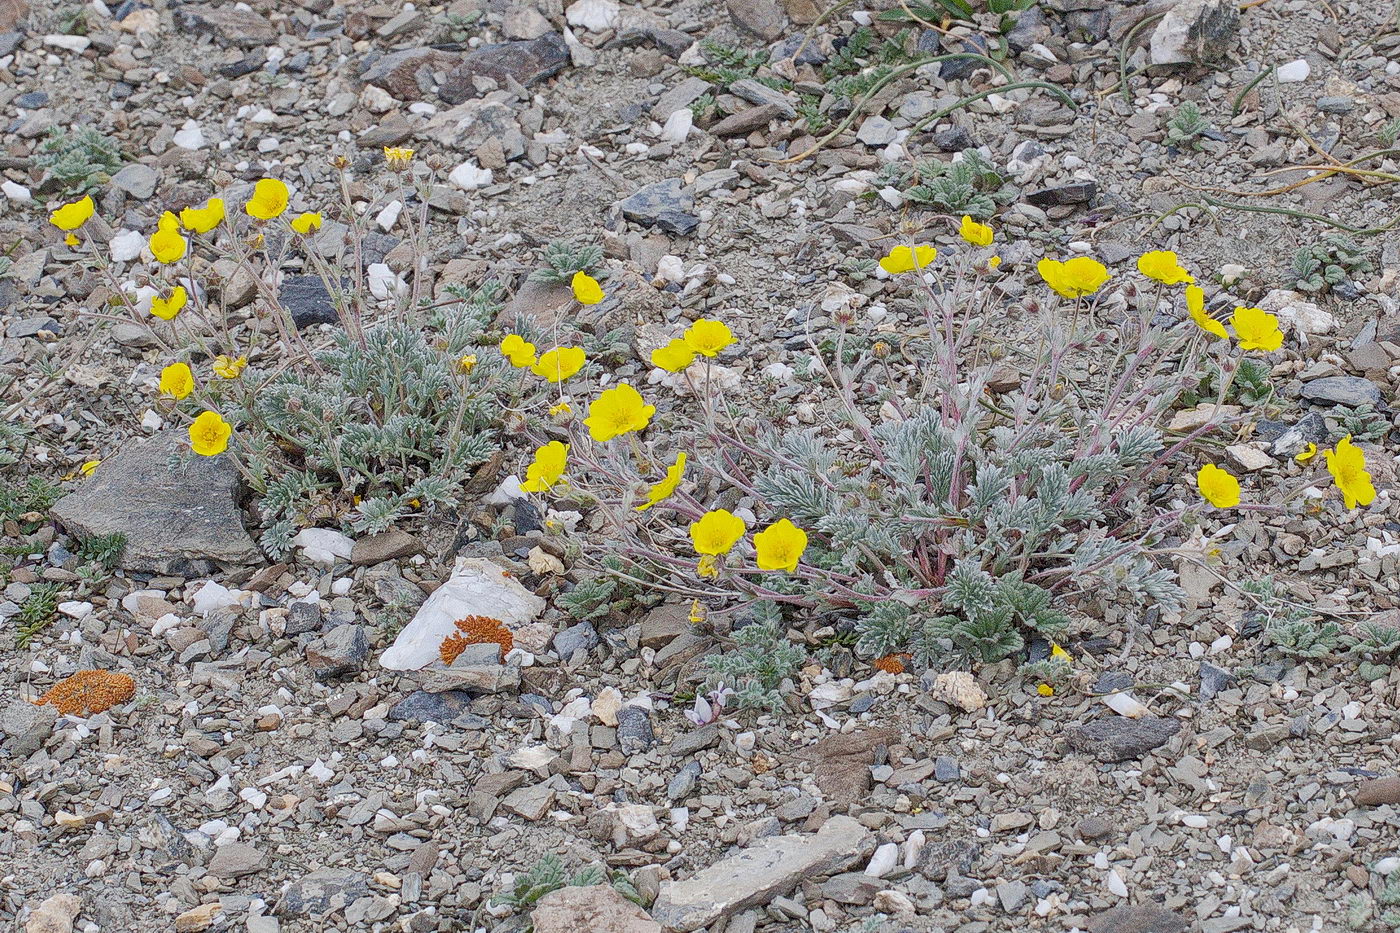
[1087,904,1189,933]
[50,430,261,574]
[438,33,569,105]
[1067,716,1181,763]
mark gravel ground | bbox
[2,0,1400,931]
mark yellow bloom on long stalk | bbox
[753,518,808,572]
[1037,257,1110,298]
[1136,250,1194,285]
[1185,285,1226,339]
[690,509,745,556]
[180,197,225,233]
[212,355,247,379]
[636,453,686,512]
[571,271,604,305]
[520,441,568,493]
[583,383,654,442]
[531,346,586,383]
[245,178,289,219]
[683,319,733,358]
[1197,463,1240,508]
[651,338,696,373]
[149,212,188,264]
[499,334,537,368]
[958,216,993,247]
[879,244,936,274]
[290,211,322,234]
[50,195,95,231]
[1325,435,1376,509]
[189,411,232,456]
[1230,306,1283,352]
[150,286,188,321]
[383,146,414,167]
[158,362,194,399]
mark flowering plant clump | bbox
[55,154,511,555]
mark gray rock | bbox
[668,760,702,799]
[275,869,369,917]
[350,529,422,566]
[1300,375,1383,408]
[729,78,796,118]
[110,163,158,200]
[1077,816,1112,840]
[618,178,698,236]
[931,126,977,151]
[421,661,520,694]
[997,880,1028,912]
[207,841,269,879]
[389,690,474,723]
[361,47,463,100]
[650,77,713,122]
[531,884,662,933]
[770,34,826,65]
[279,275,340,328]
[668,722,720,757]
[616,705,655,754]
[306,624,369,679]
[200,608,237,654]
[1149,0,1238,65]
[1,699,57,756]
[726,0,787,39]
[502,782,555,820]
[439,33,569,105]
[821,872,880,905]
[1067,717,1182,763]
[1199,661,1237,700]
[639,604,691,650]
[285,601,322,636]
[934,756,960,782]
[1354,776,1400,807]
[709,103,785,138]
[856,115,898,146]
[1026,182,1098,206]
[50,430,261,574]
[176,3,278,46]
[1087,904,1188,933]
[553,620,600,659]
[651,815,873,931]
[7,316,60,338]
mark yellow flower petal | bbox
[1197,463,1240,508]
[689,509,746,556]
[499,333,537,368]
[584,383,654,442]
[651,338,696,372]
[158,362,195,399]
[1325,435,1376,510]
[189,411,232,457]
[753,518,807,572]
[531,346,586,383]
[1136,250,1195,286]
[958,215,994,247]
[636,452,686,512]
[1295,442,1317,463]
[1037,256,1110,298]
[245,178,289,220]
[1185,285,1227,339]
[290,211,322,234]
[571,270,605,305]
[180,198,226,233]
[879,244,936,274]
[50,195,95,231]
[520,441,568,493]
[1230,306,1283,352]
[150,286,189,321]
[683,319,733,358]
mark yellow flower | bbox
[1037,257,1110,298]
[65,233,81,247]
[1230,306,1283,352]
[1325,435,1376,510]
[531,346,586,383]
[651,338,696,373]
[1295,442,1317,463]
[51,195,95,231]
[1197,463,1240,508]
[189,411,232,457]
[383,146,414,166]
[150,286,188,321]
[1049,642,1072,663]
[290,211,322,234]
[458,354,478,374]
[499,333,537,368]
[636,452,686,512]
[212,355,247,379]
[549,400,573,418]
[688,599,705,625]
[683,319,733,358]
[149,212,188,264]
[959,215,993,247]
[245,178,289,219]
[689,509,746,556]
[520,441,568,493]
[571,270,604,305]
[80,459,101,477]
[753,518,808,572]
[1185,285,1226,339]
[879,244,936,274]
[696,554,720,578]
[987,255,1002,270]
[180,198,225,233]
[1136,250,1194,285]
[584,383,655,442]
[1037,683,1055,697]
[158,362,194,399]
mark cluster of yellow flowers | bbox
[690,511,808,578]
[877,214,996,275]
[1199,436,1375,511]
[650,318,734,372]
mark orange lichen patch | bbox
[873,654,908,675]
[439,615,514,665]
[35,670,136,716]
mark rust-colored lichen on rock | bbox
[35,669,136,716]
[873,654,907,674]
[438,615,514,665]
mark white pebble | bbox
[2,179,31,201]
[172,120,205,150]
[1276,59,1310,82]
[1181,813,1209,829]
[864,842,898,878]
[109,230,144,262]
[1106,869,1128,897]
[375,200,403,232]
[449,161,493,191]
[660,108,692,144]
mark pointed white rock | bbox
[566,0,619,30]
[380,557,547,670]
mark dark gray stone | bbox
[668,722,720,757]
[306,624,369,679]
[389,690,474,723]
[1300,375,1383,408]
[668,760,702,799]
[438,33,569,105]
[275,869,370,918]
[933,756,960,782]
[1067,717,1181,763]
[1026,182,1098,206]
[16,91,48,108]
[1199,661,1237,701]
[618,178,698,236]
[1087,904,1188,933]
[50,430,261,574]
[931,126,977,151]
[770,34,826,65]
[279,275,340,328]
[285,600,322,636]
[616,705,655,754]
[176,3,278,47]
[1,699,56,756]
[553,620,599,659]
[726,0,787,39]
